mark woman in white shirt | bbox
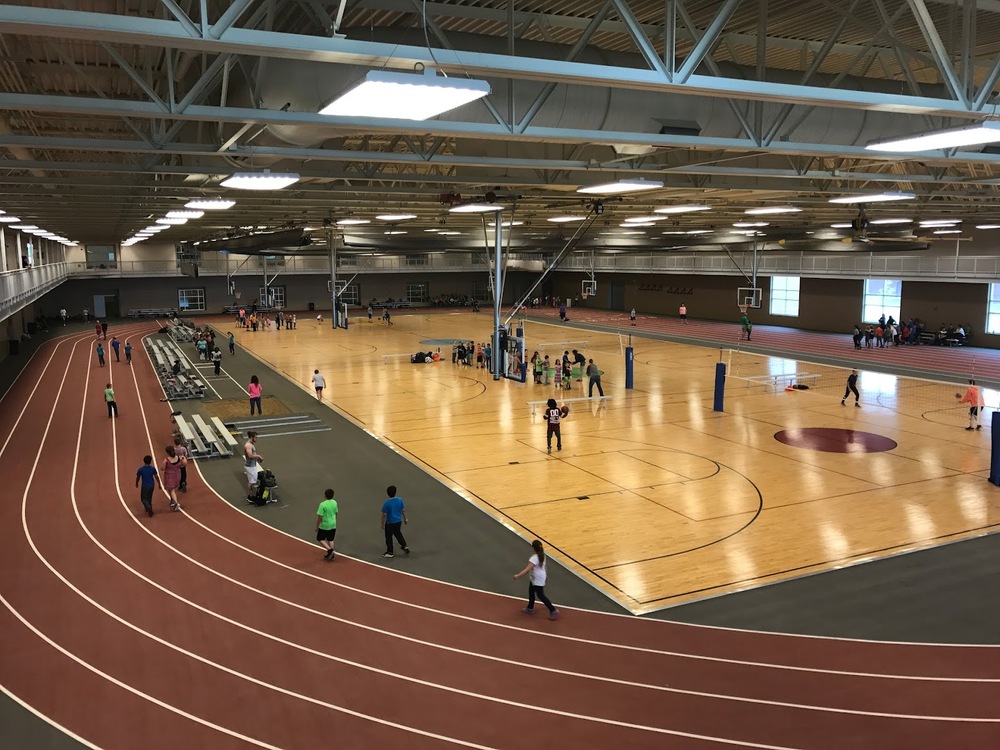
[513,540,559,620]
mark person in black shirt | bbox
[842,370,860,407]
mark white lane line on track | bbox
[1,334,992,748]
[2,328,286,750]
[199,316,1000,651]
[56,343,990,725]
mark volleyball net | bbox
[724,349,996,428]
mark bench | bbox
[527,395,612,415]
[211,417,241,451]
[745,372,821,391]
[128,308,177,319]
[173,414,208,456]
[192,414,229,457]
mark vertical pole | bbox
[0,227,7,273]
[624,345,634,389]
[492,217,503,381]
[261,255,268,311]
[329,228,338,328]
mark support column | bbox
[0,227,6,273]
[491,220,503,381]
[328,229,338,329]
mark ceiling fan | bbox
[843,206,967,245]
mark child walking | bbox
[513,539,559,620]
[134,455,161,517]
[316,489,339,560]
[162,445,185,511]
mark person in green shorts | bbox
[316,489,339,561]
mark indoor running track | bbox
[0,325,998,749]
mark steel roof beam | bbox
[0,5,993,117]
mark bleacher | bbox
[144,336,204,400]
[127,307,177,319]
[172,413,238,460]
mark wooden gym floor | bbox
[217,311,1000,615]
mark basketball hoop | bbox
[581,292,589,300]
[738,304,748,316]
[234,291,242,300]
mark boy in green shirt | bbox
[316,489,339,561]
[104,383,118,418]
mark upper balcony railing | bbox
[1,262,68,320]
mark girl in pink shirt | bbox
[248,375,263,415]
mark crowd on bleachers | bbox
[852,315,972,348]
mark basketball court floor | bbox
[217,311,1000,615]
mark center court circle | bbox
[774,428,897,453]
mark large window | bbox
[259,286,286,308]
[987,284,1000,334]
[769,276,800,316]
[406,282,429,303]
[178,288,205,312]
[862,279,902,323]
[336,282,360,306]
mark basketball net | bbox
[234,291,242,300]
[738,304,748,316]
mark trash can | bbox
[308,302,316,311]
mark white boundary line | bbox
[191,318,1000,652]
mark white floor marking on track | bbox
[0,330,992,750]
[11,331,498,750]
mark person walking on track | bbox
[248,375,262,415]
[100,319,109,339]
[111,336,121,362]
[95,320,102,339]
[629,308,636,326]
[104,382,118,418]
[135,455,160,517]
[544,397,563,454]
[228,331,235,355]
[381,485,409,558]
[212,346,222,376]
[316,489,339,560]
[679,303,688,323]
[124,341,132,365]
[312,369,326,401]
[173,436,189,492]
[162,445,185,511]
[96,342,105,367]
[842,369,861,407]
[59,307,67,325]
[587,359,604,398]
[513,539,559,620]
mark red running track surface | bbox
[0,325,998,749]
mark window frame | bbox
[862,278,902,324]
[177,287,206,312]
[769,275,800,317]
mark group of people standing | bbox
[529,349,604,397]
[236,307,297,332]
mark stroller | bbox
[247,469,279,506]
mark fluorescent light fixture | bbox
[0,216,20,222]
[449,202,504,213]
[733,222,769,228]
[933,229,962,234]
[547,216,587,223]
[866,121,1000,152]
[336,218,370,226]
[375,213,417,221]
[620,230,647,235]
[25,228,47,235]
[156,217,188,225]
[686,229,712,235]
[185,198,235,210]
[653,204,711,214]
[319,69,491,121]
[976,224,1000,229]
[830,223,853,228]
[424,228,443,232]
[166,210,205,219]
[744,206,801,215]
[220,171,299,190]
[438,230,462,236]
[829,191,915,204]
[143,225,168,233]
[384,230,408,235]
[577,178,663,195]
[870,218,912,225]
[623,216,666,223]
[11,224,37,230]
[621,222,654,227]
[488,220,524,227]
[919,219,960,227]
